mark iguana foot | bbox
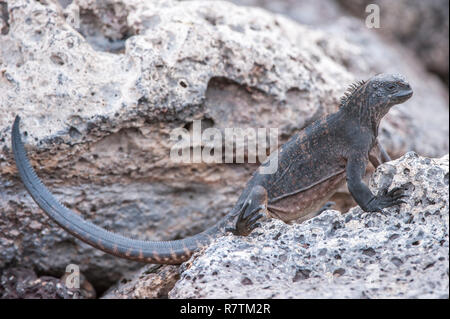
[365,185,408,212]
[226,185,268,236]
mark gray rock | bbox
[0,266,96,299]
[231,0,449,85]
[227,0,344,27]
[0,0,448,291]
[169,153,449,298]
[0,2,9,35]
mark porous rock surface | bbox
[0,0,448,292]
[169,152,449,298]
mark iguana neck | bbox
[340,97,380,139]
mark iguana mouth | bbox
[393,89,413,102]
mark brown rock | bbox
[101,264,180,299]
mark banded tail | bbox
[11,116,229,264]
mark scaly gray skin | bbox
[12,73,413,264]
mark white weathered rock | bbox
[169,153,449,298]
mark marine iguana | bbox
[12,73,413,264]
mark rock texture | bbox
[169,152,449,298]
[0,0,448,293]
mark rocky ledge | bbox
[104,152,449,298]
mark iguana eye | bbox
[387,83,397,91]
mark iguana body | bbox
[12,73,413,264]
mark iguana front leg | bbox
[226,185,268,236]
[369,139,391,168]
[346,153,407,212]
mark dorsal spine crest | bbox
[340,80,366,108]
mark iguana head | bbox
[365,73,413,108]
[340,73,413,125]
